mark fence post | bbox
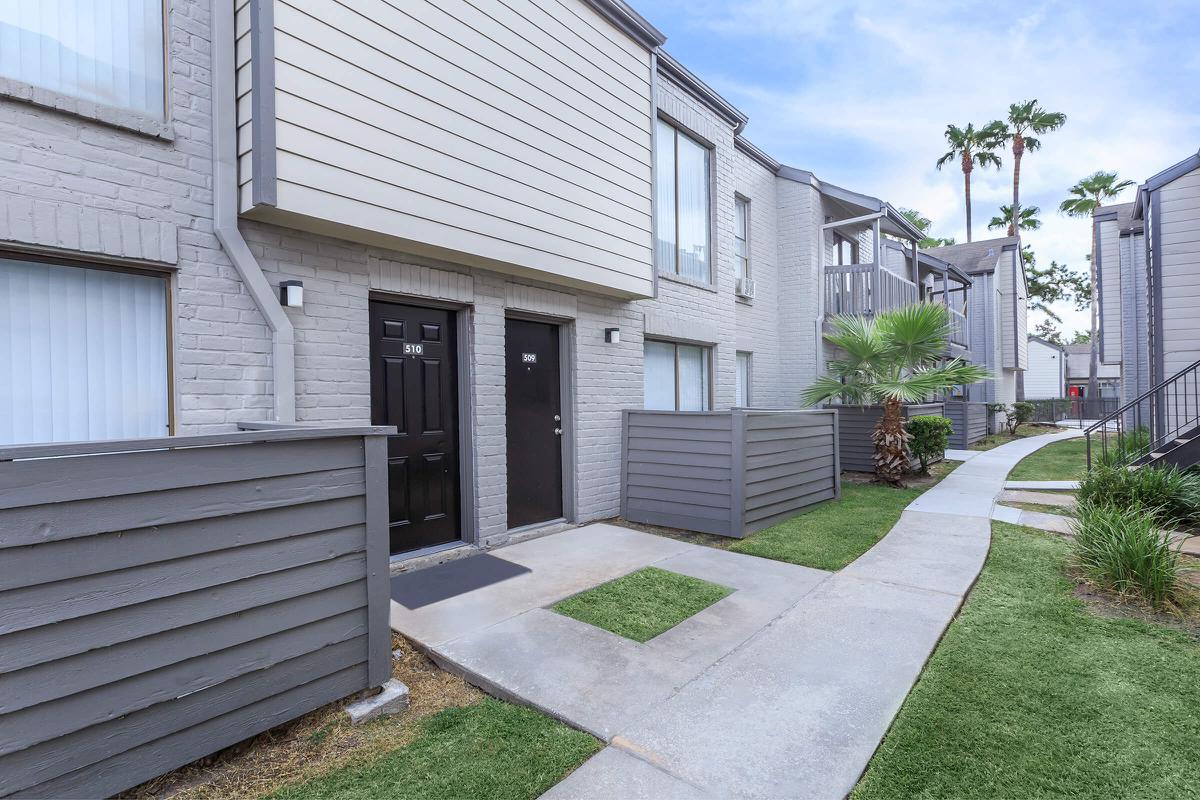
[363,433,392,688]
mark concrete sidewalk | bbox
[391,431,1076,800]
[548,430,1077,800]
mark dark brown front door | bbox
[369,300,461,554]
[505,318,563,529]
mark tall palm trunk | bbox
[962,152,974,242]
[873,398,911,486]
[1011,134,1025,237]
[1088,217,1100,400]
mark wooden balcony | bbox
[948,307,969,349]
[823,263,919,317]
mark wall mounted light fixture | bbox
[604,327,620,344]
[279,280,304,308]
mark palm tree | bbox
[899,208,956,248]
[1060,171,1135,397]
[936,122,1006,242]
[997,100,1067,235]
[988,204,1042,233]
[802,304,991,485]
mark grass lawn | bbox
[1008,437,1089,481]
[553,566,732,642]
[853,522,1200,799]
[270,699,599,800]
[969,424,1063,451]
[727,461,958,571]
[999,500,1075,516]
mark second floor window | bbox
[0,0,166,118]
[734,197,750,281]
[655,119,711,283]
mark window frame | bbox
[643,339,713,412]
[0,251,175,443]
[735,351,752,407]
[654,117,713,284]
[734,195,751,282]
[833,232,860,266]
[0,0,172,134]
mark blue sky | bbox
[632,0,1200,337]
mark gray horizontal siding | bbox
[0,428,392,798]
[945,400,988,448]
[622,409,839,538]
[830,404,944,472]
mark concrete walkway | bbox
[391,431,1078,800]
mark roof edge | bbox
[656,50,749,133]
[734,136,781,173]
[1142,148,1200,194]
[580,0,666,49]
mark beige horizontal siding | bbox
[1159,166,1200,379]
[240,0,654,296]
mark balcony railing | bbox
[824,264,919,317]
[948,307,969,348]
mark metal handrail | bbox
[1085,358,1200,468]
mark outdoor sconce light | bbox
[604,327,620,344]
[279,280,304,308]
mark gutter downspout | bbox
[211,1,296,422]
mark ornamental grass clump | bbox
[1077,463,1200,528]
[1096,426,1151,467]
[1070,502,1182,607]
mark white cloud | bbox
[654,0,1200,337]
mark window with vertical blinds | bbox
[655,119,711,283]
[0,0,166,118]
[0,258,169,446]
[643,340,711,411]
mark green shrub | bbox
[1005,401,1036,435]
[1071,502,1182,606]
[1077,463,1200,527]
[906,415,954,473]
[1096,427,1151,467]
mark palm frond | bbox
[875,303,953,368]
[801,374,868,407]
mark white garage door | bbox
[0,257,169,446]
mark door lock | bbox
[553,414,561,422]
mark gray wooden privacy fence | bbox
[831,403,945,472]
[0,426,394,799]
[622,408,840,538]
[944,400,989,448]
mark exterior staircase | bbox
[1086,359,1200,470]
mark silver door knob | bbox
[554,414,561,422]
[554,428,563,435]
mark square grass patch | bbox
[552,567,733,642]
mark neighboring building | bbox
[0,0,940,561]
[1025,336,1066,399]
[924,236,1028,417]
[1090,148,1200,448]
[1064,344,1120,398]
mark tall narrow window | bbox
[0,257,170,445]
[0,1,167,118]
[736,352,752,407]
[655,119,711,283]
[644,341,711,411]
[734,197,750,281]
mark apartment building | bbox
[0,0,955,561]
[1092,148,1200,451]
[1025,335,1065,400]
[925,236,1028,412]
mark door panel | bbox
[370,301,461,554]
[505,318,564,529]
